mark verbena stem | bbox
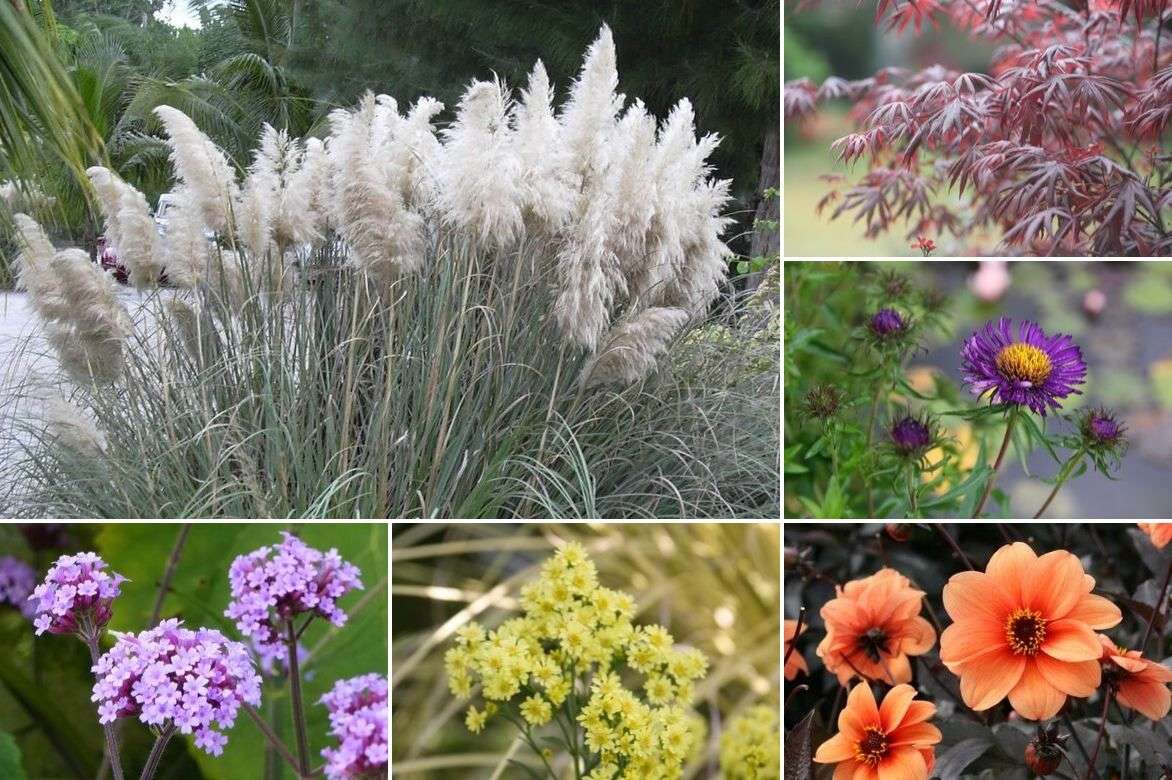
[139,726,175,780]
[243,703,304,777]
[83,633,126,780]
[285,619,312,776]
[972,409,1017,518]
[1033,450,1085,519]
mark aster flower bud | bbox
[320,674,388,779]
[225,533,363,667]
[1078,407,1127,456]
[801,384,842,420]
[92,619,261,756]
[29,552,125,638]
[889,415,933,456]
[0,556,37,619]
[868,308,906,339]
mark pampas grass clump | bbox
[3,26,777,519]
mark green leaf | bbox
[0,731,27,780]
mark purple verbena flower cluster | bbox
[320,674,388,779]
[225,532,362,666]
[29,552,125,636]
[0,556,37,619]
[92,619,261,756]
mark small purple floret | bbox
[960,317,1087,416]
[869,308,905,338]
[91,619,261,756]
[29,552,125,637]
[225,533,363,667]
[890,416,932,454]
[0,556,37,620]
[320,674,388,779]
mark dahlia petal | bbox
[958,649,1025,711]
[878,684,917,733]
[1042,619,1103,662]
[896,617,936,655]
[877,746,927,780]
[900,700,937,727]
[1064,594,1122,630]
[940,621,1008,666]
[985,542,1036,603]
[814,732,858,764]
[941,571,1013,625]
[1023,551,1085,618]
[885,652,913,685]
[1007,662,1067,720]
[839,682,879,736]
[888,721,942,747]
[832,759,859,780]
[1034,655,1099,697]
[1117,678,1172,720]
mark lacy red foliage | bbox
[788,0,1172,255]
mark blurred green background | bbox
[0,523,387,780]
[391,522,780,779]
[784,5,997,255]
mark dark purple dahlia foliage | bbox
[29,552,125,637]
[91,619,262,756]
[961,318,1087,415]
[0,556,37,619]
[225,532,363,666]
[320,674,388,779]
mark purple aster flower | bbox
[320,674,388,779]
[0,556,37,620]
[868,308,906,338]
[225,533,363,667]
[91,619,261,756]
[889,415,933,456]
[960,318,1086,416]
[29,552,125,638]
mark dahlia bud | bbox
[1025,723,1067,777]
[885,523,912,542]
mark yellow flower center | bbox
[1005,608,1047,655]
[995,343,1052,386]
[856,727,889,766]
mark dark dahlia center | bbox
[856,727,888,765]
[1005,608,1047,655]
[995,343,1053,386]
[857,627,889,663]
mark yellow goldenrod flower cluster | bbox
[445,542,708,780]
[719,705,780,780]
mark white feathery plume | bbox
[581,307,689,387]
[85,167,126,252]
[328,93,425,281]
[11,213,62,310]
[154,105,240,233]
[559,25,624,183]
[161,189,210,288]
[398,97,445,208]
[43,248,132,384]
[95,168,164,289]
[606,101,658,300]
[512,60,575,233]
[289,136,332,236]
[43,397,108,457]
[236,173,273,259]
[436,78,524,247]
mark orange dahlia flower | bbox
[816,568,936,686]
[1138,523,1172,549]
[940,542,1122,720]
[785,618,809,680]
[813,682,941,780]
[1099,635,1172,720]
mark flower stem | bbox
[285,619,312,776]
[83,635,126,780]
[973,409,1017,518]
[139,726,175,780]
[1140,558,1172,655]
[1033,450,1085,519]
[243,703,304,777]
[933,524,975,571]
[1085,688,1114,780]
